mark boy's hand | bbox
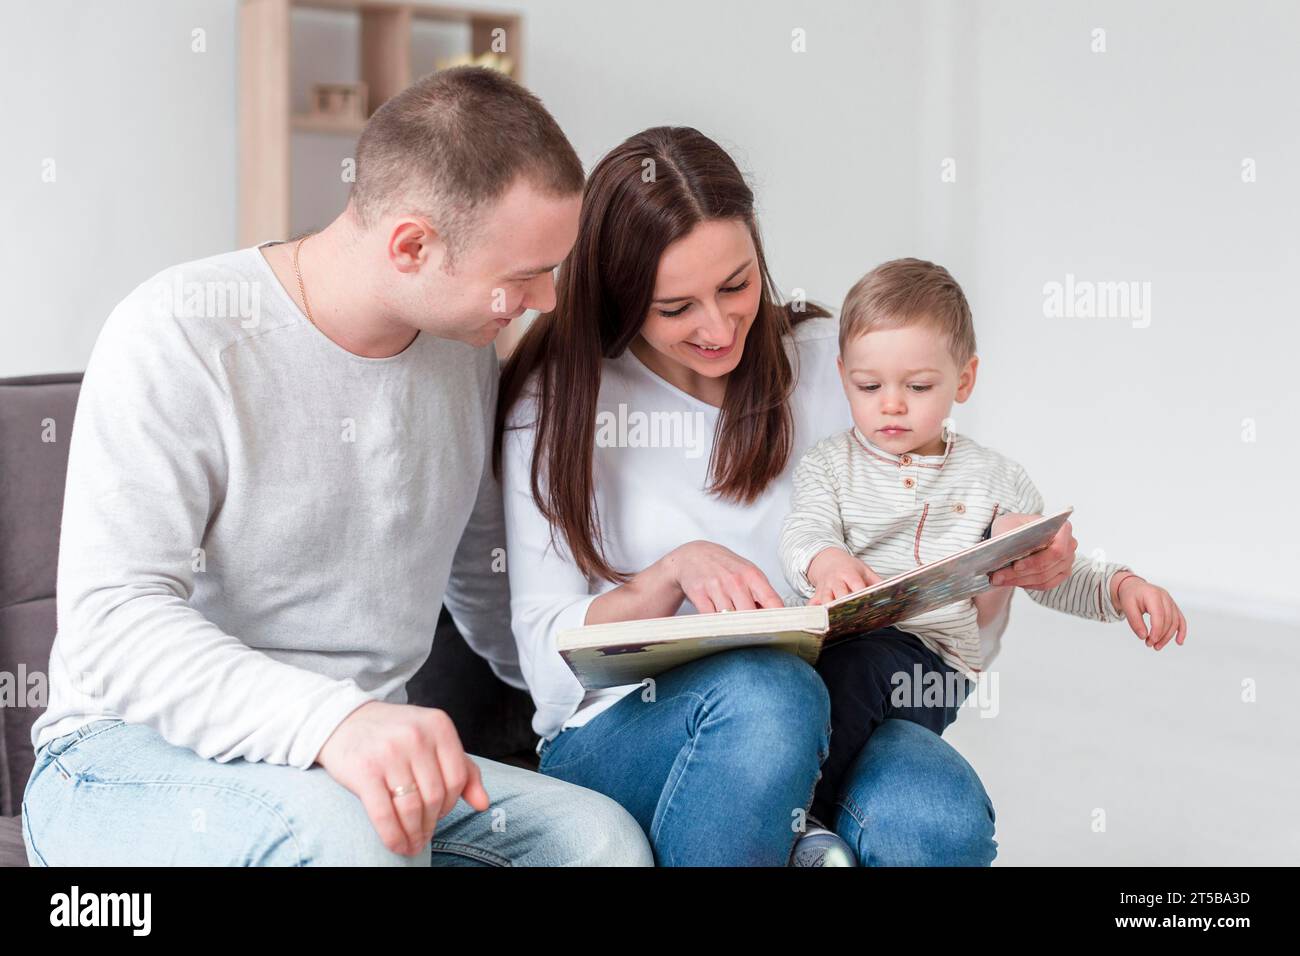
[807,547,883,605]
[1112,573,1188,650]
[987,512,1078,591]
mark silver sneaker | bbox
[789,821,858,867]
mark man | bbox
[23,67,652,866]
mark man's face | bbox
[393,178,582,347]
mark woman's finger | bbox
[725,574,759,611]
[704,579,730,612]
[689,584,717,614]
[748,572,786,609]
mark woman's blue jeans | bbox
[540,646,997,866]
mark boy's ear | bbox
[955,354,979,403]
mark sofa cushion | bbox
[0,374,81,609]
[0,816,26,868]
[0,599,55,817]
[0,374,81,823]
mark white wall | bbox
[931,0,1300,618]
[3,0,1296,615]
[0,1,238,378]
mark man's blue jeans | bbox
[23,717,653,866]
[540,646,997,866]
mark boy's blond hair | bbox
[839,258,976,366]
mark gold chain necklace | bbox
[292,233,316,327]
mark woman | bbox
[493,127,1076,865]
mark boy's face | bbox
[837,321,978,457]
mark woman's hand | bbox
[806,546,883,605]
[987,512,1078,591]
[664,540,786,612]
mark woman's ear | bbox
[955,354,979,402]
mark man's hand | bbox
[314,701,489,857]
[987,513,1078,591]
[807,547,883,605]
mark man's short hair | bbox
[839,257,977,365]
[351,66,584,260]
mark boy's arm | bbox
[1020,553,1133,622]
[995,466,1131,623]
[779,446,854,598]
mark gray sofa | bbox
[0,372,538,867]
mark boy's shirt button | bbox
[954,502,966,513]
[903,477,916,488]
[900,454,913,466]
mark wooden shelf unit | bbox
[238,0,523,247]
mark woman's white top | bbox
[501,316,1009,742]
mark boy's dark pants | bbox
[811,627,971,823]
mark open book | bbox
[557,507,1073,690]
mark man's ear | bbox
[388,217,445,274]
[955,354,979,403]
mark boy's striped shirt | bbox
[779,426,1131,676]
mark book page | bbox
[825,507,1073,638]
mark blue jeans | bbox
[23,718,653,866]
[817,629,996,865]
[813,627,969,820]
[833,719,997,866]
[540,647,831,866]
[541,646,997,866]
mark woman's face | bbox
[636,219,762,383]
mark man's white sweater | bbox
[31,244,523,769]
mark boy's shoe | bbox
[789,818,858,867]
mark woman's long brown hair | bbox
[492,126,828,584]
